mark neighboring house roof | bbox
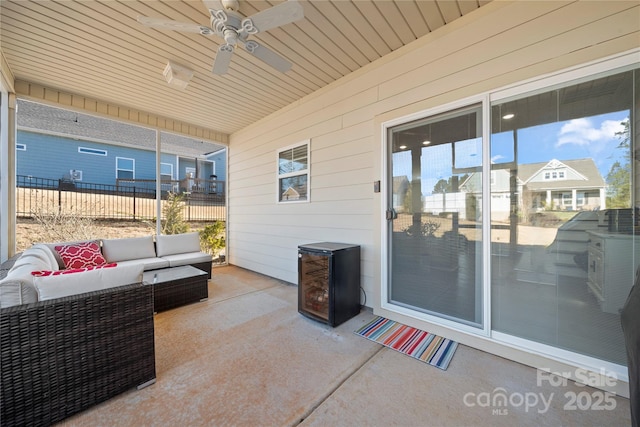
[282,186,305,201]
[518,158,605,190]
[17,100,226,158]
[460,158,605,192]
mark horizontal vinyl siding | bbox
[228,0,640,308]
[16,130,178,185]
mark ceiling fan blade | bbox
[137,16,214,35]
[212,44,234,75]
[246,0,304,33]
[244,41,292,73]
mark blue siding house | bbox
[16,100,226,190]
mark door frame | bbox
[380,94,492,337]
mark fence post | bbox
[133,187,137,220]
[58,179,62,213]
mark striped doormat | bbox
[354,316,458,370]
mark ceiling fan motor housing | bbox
[223,28,238,45]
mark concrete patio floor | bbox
[59,265,631,426]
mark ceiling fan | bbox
[137,0,304,75]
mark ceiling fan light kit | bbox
[138,0,304,76]
[163,61,194,89]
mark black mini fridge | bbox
[298,242,361,327]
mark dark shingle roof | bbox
[17,100,225,157]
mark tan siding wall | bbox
[228,1,639,301]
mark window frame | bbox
[115,156,135,180]
[78,146,107,156]
[160,162,174,180]
[276,139,310,204]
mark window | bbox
[79,146,107,156]
[277,140,309,202]
[160,163,174,181]
[562,192,572,206]
[16,143,26,151]
[160,162,174,191]
[544,170,565,180]
[116,157,135,180]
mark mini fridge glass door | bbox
[298,251,331,322]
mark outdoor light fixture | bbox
[399,145,407,150]
[422,140,431,145]
[163,61,194,89]
[502,113,515,120]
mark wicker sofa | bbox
[0,232,212,426]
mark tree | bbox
[161,192,189,235]
[606,119,631,208]
[433,178,450,194]
[432,174,469,194]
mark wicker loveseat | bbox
[0,232,212,426]
[0,279,156,426]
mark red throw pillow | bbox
[31,263,117,277]
[54,241,107,269]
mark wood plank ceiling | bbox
[1,0,489,138]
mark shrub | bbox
[402,220,440,237]
[199,222,225,257]
[32,206,99,243]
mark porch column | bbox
[600,188,606,209]
[546,190,552,208]
[410,146,422,231]
[572,188,577,211]
[156,130,162,236]
[0,91,16,261]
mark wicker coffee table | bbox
[143,265,209,312]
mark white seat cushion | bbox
[160,252,212,267]
[115,258,169,271]
[33,263,144,301]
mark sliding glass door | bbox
[385,63,639,373]
[387,105,484,328]
[491,69,638,365]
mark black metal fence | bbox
[17,175,226,221]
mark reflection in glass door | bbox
[491,69,638,365]
[387,105,484,327]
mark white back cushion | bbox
[30,244,60,270]
[155,232,200,257]
[43,240,100,269]
[102,236,156,263]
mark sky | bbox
[394,110,630,196]
[491,110,629,178]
